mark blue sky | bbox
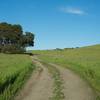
[0,0,99,50]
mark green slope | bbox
[32,44,100,98]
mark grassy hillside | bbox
[0,54,35,100]
[32,44,100,98]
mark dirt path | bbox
[15,56,96,100]
[15,58,53,100]
[49,63,96,100]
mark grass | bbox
[0,53,35,100]
[32,44,100,99]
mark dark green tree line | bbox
[0,22,34,53]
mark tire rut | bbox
[15,59,53,100]
[49,63,96,100]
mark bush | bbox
[0,44,25,54]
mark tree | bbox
[0,22,34,53]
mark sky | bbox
[0,0,99,50]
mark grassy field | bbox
[0,54,35,100]
[32,44,100,98]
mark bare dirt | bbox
[49,63,96,100]
[15,58,53,100]
[15,56,96,100]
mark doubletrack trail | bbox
[15,56,96,100]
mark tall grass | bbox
[32,44,100,98]
[0,54,35,100]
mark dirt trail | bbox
[15,56,96,100]
[15,58,53,100]
[49,63,96,100]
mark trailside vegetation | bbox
[0,54,36,100]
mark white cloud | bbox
[60,7,86,15]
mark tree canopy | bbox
[0,22,34,53]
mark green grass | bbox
[32,44,100,98]
[0,53,35,100]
